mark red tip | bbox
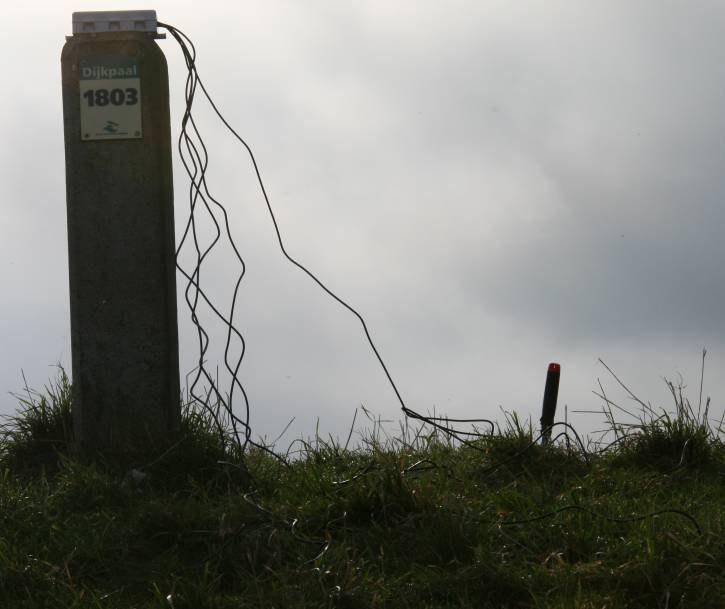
[548,362,561,372]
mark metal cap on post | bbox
[72,10,160,35]
[61,10,180,457]
[540,362,560,445]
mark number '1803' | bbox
[82,88,139,107]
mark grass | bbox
[0,365,723,608]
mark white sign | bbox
[79,58,142,141]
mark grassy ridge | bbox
[0,370,723,608]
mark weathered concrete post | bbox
[61,10,180,456]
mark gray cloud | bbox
[1,1,723,445]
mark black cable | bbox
[161,21,285,462]
[158,21,506,454]
[172,27,248,453]
[476,421,590,480]
[499,504,703,535]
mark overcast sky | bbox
[1,1,723,449]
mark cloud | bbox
[1,1,723,444]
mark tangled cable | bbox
[159,21,502,456]
[160,22,266,458]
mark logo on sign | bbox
[103,121,120,134]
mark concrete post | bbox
[61,11,180,456]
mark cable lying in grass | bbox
[242,490,332,563]
[477,421,590,480]
[331,456,456,488]
[498,504,703,536]
[328,414,591,488]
